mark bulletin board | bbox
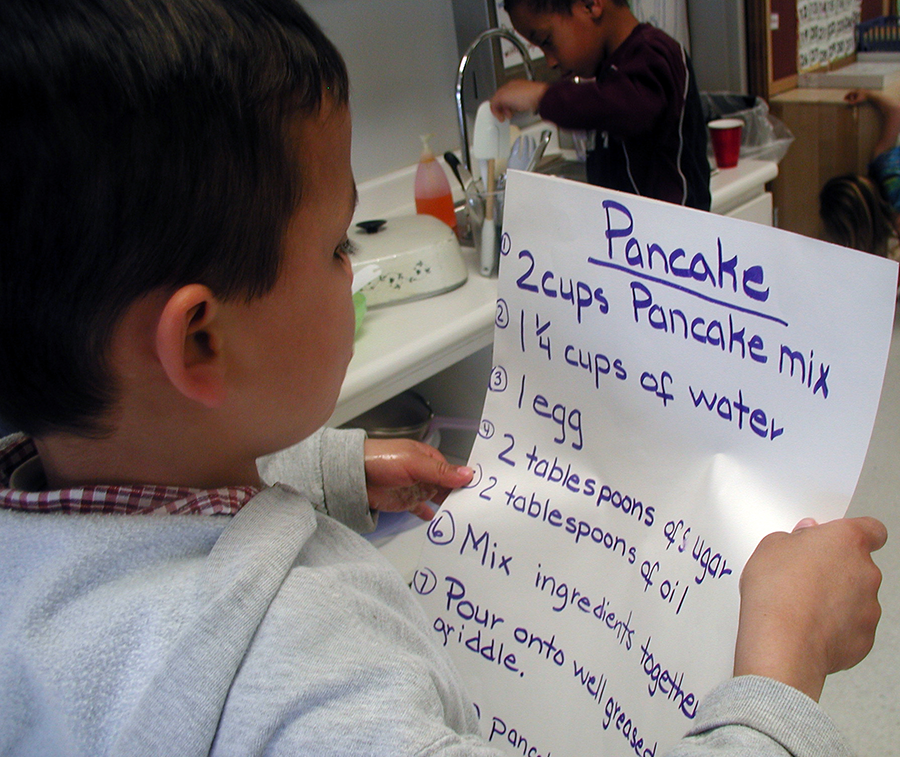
[797,0,860,73]
[759,0,888,97]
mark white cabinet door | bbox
[724,191,773,226]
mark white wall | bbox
[687,0,748,92]
[304,1,464,183]
[633,0,690,50]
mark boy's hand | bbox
[364,439,474,521]
[490,79,550,121]
[734,516,886,702]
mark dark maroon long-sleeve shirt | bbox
[539,23,711,211]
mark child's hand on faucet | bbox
[364,438,474,520]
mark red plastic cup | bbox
[708,118,743,169]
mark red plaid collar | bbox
[0,434,258,516]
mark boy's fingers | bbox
[413,456,474,488]
[791,516,886,552]
[409,501,436,521]
[489,101,510,120]
[850,515,888,552]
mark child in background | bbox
[490,0,711,210]
[820,89,900,260]
[0,1,886,755]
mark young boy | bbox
[0,0,886,755]
[491,0,711,211]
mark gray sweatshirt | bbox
[0,429,854,756]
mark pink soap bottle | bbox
[415,134,457,231]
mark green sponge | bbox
[353,291,367,335]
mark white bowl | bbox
[349,214,467,307]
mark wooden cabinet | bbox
[770,82,900,240]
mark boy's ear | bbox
[581,0,604,19]
[155,284,227,409]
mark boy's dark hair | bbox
[0,0,349,437]
[504,0,628,14]
[819,173,896,258]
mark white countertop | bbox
[330,158,779,427]
[329,248,496,426]
[709,158,778,215]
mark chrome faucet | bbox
[456,28,535,175]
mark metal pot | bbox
[347,390,478,443]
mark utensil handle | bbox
[443,151,467,193]
[485,159,495,220]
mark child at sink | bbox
[490,0,711,211]
[0,0,885,755]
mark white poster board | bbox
[415,171,897,756]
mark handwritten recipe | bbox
[414,171,897,756]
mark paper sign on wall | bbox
[414,171,897,756]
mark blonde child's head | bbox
[819,174,897,258]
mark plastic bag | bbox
[701,92,794,164]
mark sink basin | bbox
[536,156,588,183]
